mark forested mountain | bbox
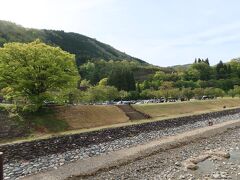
[0,20,145,65]
[2,19,240,95]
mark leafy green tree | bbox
[160,81,174,90]
[229,59,240,78]
[67,89,86,104]
[182,68,200,81]
[174,80,198,89]
[213,88,225,98]
[119,90,129,100]
[136,82,141,93]
[79,62,99,84]
[228,89,236,98]
[193,88,204,99]
[153,71,166,81]
[128,91,140,100]
[168,88,180,99]
[151,90,163,98]
[85,85,119,102]
[203,88,224,98]
[0,40,79,109]
[79,79,91,89]
[98,78,108,86]
[153,71,179,81]
[141,80,150,90]
[181,88,194,100]
[191,61,212,80]
[231,85,240,97]
[140,89,155,99]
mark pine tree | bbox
[194,58,197,64]
[205,58,210,65]
[108,67,136,91]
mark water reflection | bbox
[189,150,240,179]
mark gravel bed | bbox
[78,125,240,180]
[4,112,240,179]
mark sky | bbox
[1,0,240,66]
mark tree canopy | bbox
[0,40,79,109]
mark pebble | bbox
[3,113,240,179]
[79,125,240,180]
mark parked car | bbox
[201,95,215,100]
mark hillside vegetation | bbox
[0,21,240,104]
[0,20,144,65]
[0,20,182,84]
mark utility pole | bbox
[0,152,3,180]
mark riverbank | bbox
[81,124,240,180]
[2,108,240,179]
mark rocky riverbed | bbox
[75,127,240,180]
[4,112,240,179]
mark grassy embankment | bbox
[0,105,129,144]
[133,98,240,118]
[25,105,129,133]
[1,98,240,144]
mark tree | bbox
[98,78,108,86]
[203,88,224,98]
[193,88,204,99]
[153,71,166,81]
[216,61,229,79]
[183,68,200,81]
[213,88,225,98]
[191,61,212,80]
[140,89,155,99]
[119,90,129,100]
[168,88,180,99]
[108,67,136,91]
[228,89,236,98]
[85,85,119,102]
[181,88,194,100]
[229,59,240,78]
[0,40,79,109]
[151,90,163,98]
[160,81,174,90]
[136,82,141,93]
[79,79,92,89]
[79,62,99,84]
[205,58,210,65]
[231,85,240,97]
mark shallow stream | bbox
[191,150,240,179]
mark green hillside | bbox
[0,20,145,65]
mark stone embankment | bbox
[0,111,26,139]
[1,108,240,179]
[26,119,240,180]
[81,125,240,180]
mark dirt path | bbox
[22,119,240,180]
